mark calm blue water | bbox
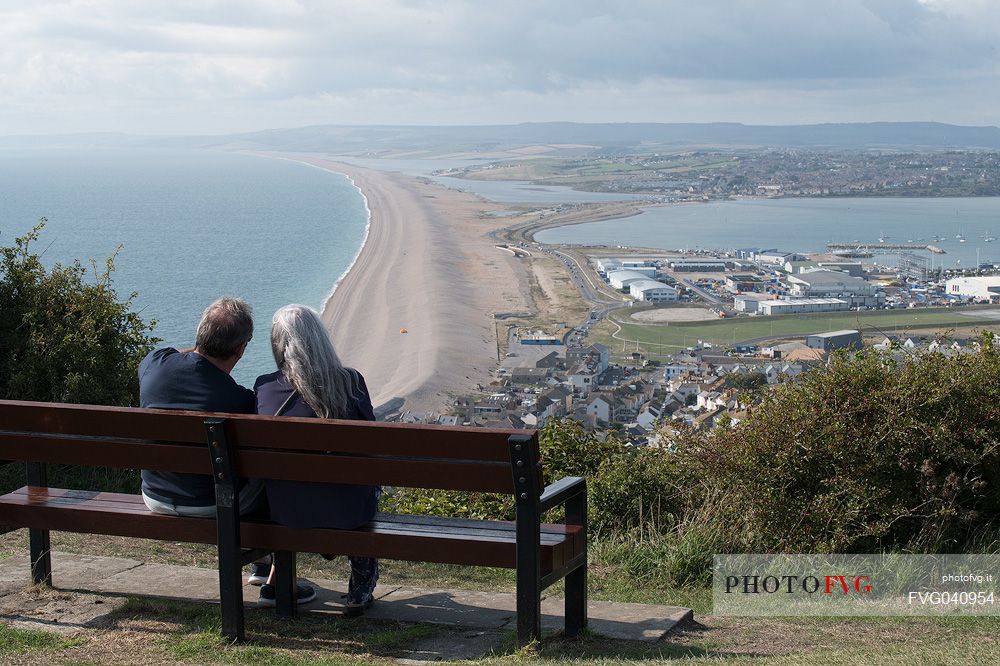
[0,148,368,387]
[536,197,1000,269]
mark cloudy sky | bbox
[0,0,997,135]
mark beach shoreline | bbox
[261,154,534,416]
[257,154,375,309]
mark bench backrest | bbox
[0,400,540,493]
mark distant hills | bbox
[206,121,1000,153]
[4,121,1000,152]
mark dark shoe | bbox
[247,559,271,587]
[258,583,317,608]
[343,593,375,617]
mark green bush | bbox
[589,445,686,534]
[0,221,158,496]
[676,337,1000,554]
[1,221,158,405]
[386,418,630,521]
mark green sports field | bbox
[594,307,996,357]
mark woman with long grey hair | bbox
[253,304,380,616]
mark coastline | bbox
[252,154,373,306]
[263,154,534,415]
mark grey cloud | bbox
[1,0,999,133]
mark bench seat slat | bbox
[0,487,583,572]
[8,488,576,547]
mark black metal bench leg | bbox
[206,419,245,643]
[274,551,297,618]
[26,462,52,585]
[516,545,541,646]
[564,564,587,637]
[565,484,587,637]
[29,528,52,586]
[511,433,542,647]
[218,542,245,643]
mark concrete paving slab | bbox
[0,551,693,643]
[92,562,218,601]
[573,599,692,642]
[376,586,691,641]
[0,552,144,587]
[0,587,127,635]
[395,629,509,663]
[357,587,516,629]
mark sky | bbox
[0,0,998,136]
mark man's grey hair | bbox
[195,298,254,360]
[271,304,359,419]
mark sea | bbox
[0,148,368,387]
[535,196,1000,270]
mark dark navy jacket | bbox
[138,347,256,506]
[254,369,379,529]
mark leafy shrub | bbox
[589,445,686,534]
[676,338,1000,554]
[386,418,630,521]
[1,221,158,405]
[0,222,158,496]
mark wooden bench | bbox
[0,399,587,646]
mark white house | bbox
[696,391,727,411]
[585,394,614,423]
[636,405,662,430]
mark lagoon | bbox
[535,197,1000,269]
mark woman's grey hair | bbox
[195,298,253,359]
[270,304,358,419]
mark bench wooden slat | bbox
[0,433,208,474]
[0,400,518,461]
[236,450,514,492]
[0,433,518,492]
[5,487,574,545]
[0,487,583,573]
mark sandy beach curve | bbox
[274,156,532,415]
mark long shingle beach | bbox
[279,157,532,415]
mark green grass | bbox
[595,307,990,358]
[0,623,80,656]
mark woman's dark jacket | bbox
[254,370,379,529]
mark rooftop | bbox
[629,279,674,291]
[809,329,861,338]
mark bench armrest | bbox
[539,476,586,515]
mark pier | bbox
[827,243,947,254]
